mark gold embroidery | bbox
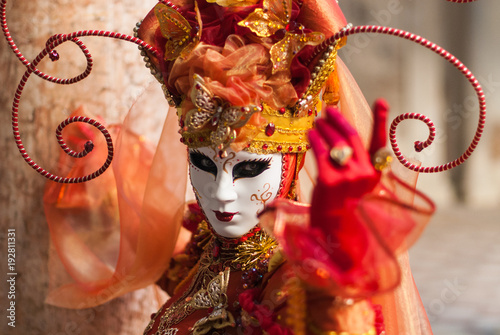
[155,241,217,333]
[190,268,236,334]
[147,226,277,334]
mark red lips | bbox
[214,211,238,222]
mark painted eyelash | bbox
[242,157,272,165]
[190,150,212,162]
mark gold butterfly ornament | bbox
[184,74,263,157]
[189,268,235,335]
[238,0,325,73]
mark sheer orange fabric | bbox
[43,86,187,308]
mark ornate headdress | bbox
[136,0,349,157]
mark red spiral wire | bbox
[1,0,161,183]
[310,25,486,173]
[158,0,181,11]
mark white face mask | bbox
[188,147,283,238]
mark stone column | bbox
[0,1,163,334]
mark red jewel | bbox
[188,138,194,143]
[306,144,311,150]
[262,144,268,150]
[298,146,302,151]
[288,146,293,152]
[180,138,184,143]
[195,84,200,90]
[286,21,300,32]
[277,145,282,151]
[180,119,185,128]
[49,50,60,61]
[275,28,286,40]
[199,137,204,142]
[279,107,286,114]
[308,109,313,116]
[265,123,275,136]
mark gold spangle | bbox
[232,231,278,271]
[372,148,393,171]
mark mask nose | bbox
[213,171,237,203]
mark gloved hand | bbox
[308,100,389,230]
[293,99,393,294]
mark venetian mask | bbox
[189,147,283,238]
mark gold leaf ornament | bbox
[237,0,291,38]
[238,0,324,73]
[270,30,324,73]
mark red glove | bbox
[308,100,389,228]
[292,100,394,295]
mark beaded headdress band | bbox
[0,0,485,182]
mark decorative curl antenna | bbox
[1,0,161,183]
[308,23,485,173]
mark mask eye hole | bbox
[189,150,217,177]
[233,158,272,181]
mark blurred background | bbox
[0,0,498,334]
[341,1,500,334]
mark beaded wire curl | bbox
[1,0,483,183]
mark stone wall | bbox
[0,1,163,334]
